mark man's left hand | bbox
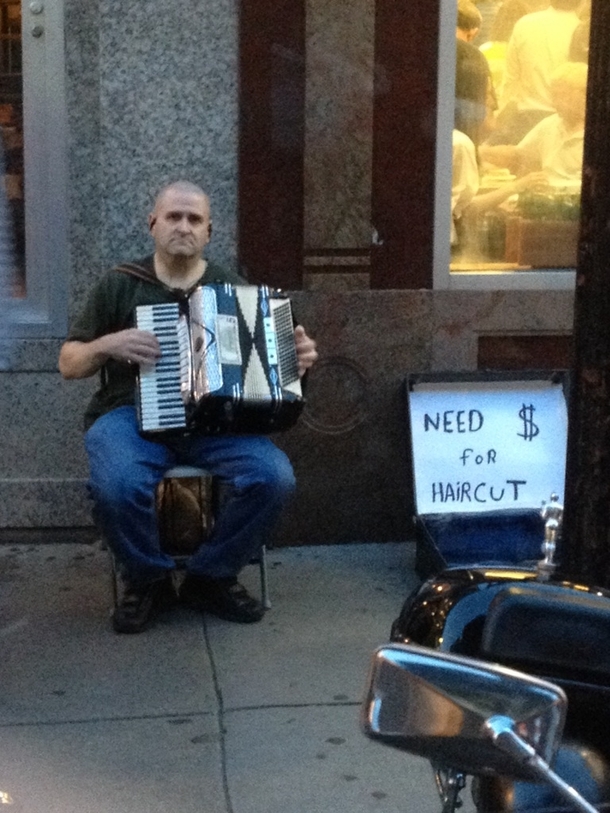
[294,325,318,377]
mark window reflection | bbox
[0,0,23,296]
[451,0,589,272]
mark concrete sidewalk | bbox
[0,541,475,813]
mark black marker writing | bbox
[424,409,484,433]
[517,404,539,441]
[431,479,527,504]
[459,448,497,466]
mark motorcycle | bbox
[362,496,610,812]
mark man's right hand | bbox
[100,329,161,366]
[58,329,161,380]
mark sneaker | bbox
[179,574,265,623]
[112,576,175,634]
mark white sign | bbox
[408,379,567,515]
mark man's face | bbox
[149,189,211,259]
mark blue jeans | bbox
[85,406,296,583]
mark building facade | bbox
[2,0,599,545]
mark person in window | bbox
[478,0,549,97]
[452,127,547,260]
[569,1,591,62]
[456,0,498,146]
[472,0,504,46]
[480,61,587,187]
[452,129,480,249]
[58,180,318,634]
[488,0,550,43]
[489,0,583,145]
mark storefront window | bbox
[449,0,590,278]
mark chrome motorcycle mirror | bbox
[361,643,567,781]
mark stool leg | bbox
[259,544,271,609]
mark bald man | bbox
[59,181,317,634]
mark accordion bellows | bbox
[135,283,304,435]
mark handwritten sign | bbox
[408,379,567,515]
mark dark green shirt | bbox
[67,255,245,429]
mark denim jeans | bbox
[85,406,296,583]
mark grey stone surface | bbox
[98,0,238,273]
[304,0,374,249]
[0,544,217,724]
[64,0,102,320]
[0,718,226,813]
[225,705,461,813]
[207,543,411,709]
[0,540,479,813]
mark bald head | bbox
[153,181,210,216]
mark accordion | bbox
[135,283,304,436]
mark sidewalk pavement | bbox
[0,541,476,813]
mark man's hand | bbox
[59,329,161,380]
[100,329,161,366]
[294,325,318,377]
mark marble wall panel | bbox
[0,372,93,478]
[304,0,374,250]
[0,371,95,526]
[64,0,102,319]
[97,0,238,274]
[272,289,435,544]
[430,291,575,370]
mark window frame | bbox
[432,0,577,292]
[7,0,69,338]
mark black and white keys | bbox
[135,303,187,432]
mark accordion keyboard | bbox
[136,303,187,432]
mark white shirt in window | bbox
[517,113,583,186]
[452,129,480,245]
[501,7,581,113]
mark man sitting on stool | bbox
[58,180,318,634]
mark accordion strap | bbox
[114,261,157,285]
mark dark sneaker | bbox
[112,576,175,634]
[179,575,265,623]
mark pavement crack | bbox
[224,701,361,714]
[0,710,215,728]
[202,615,234,813]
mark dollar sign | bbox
[517,403,539,441]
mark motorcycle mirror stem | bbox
[484,716,599,813]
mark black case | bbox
[405,371,568,579]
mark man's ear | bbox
[208,221,213,238]
[149,215,157,231]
